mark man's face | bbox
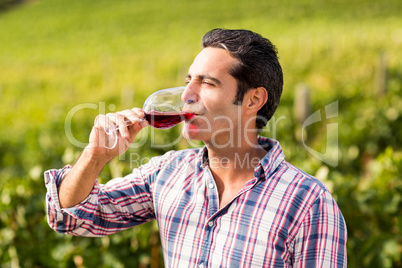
[181,47,244,146]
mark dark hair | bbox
[202,28,283,130]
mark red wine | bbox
[145,111,195,129]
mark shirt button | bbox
[208,221,214,227]
[208,183,214,189]
[199,264,205,268]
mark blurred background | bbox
[0,0,401,267]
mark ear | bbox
[243,87,268,115]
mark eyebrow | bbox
[186,74,222,86]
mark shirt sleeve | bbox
[44,164,156,237]
[292,191,347,268]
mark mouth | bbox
[183,110,201,116]
[182,111,201,122]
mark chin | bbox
[182,122,207,141]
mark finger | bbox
[117,109,140,124]
[131,108,146,119]
[95,114,114,133]
[118,108,147,124]
[115,112,130,139]
[123,111,149,143]
[115,110,140,139]
[130,108,148,128]
[130,108,149,131]
[93,114,117,149]
[120,108,149,130]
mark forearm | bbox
[59,148,109,208]
[58,109,147,208]
[44,146,167,236]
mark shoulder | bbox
[275,160,330,195]
[268,160,346,231]
[264,160,334,221]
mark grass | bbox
[0,0,401,266]
[0,0,400,180]
[0,0,400,182]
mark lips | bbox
[183,110,201,116]
[182,111,201,123]
[182,103,204,116]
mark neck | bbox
[204,135,267,209]
[205,135,267,183]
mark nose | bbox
[181,85,198,104]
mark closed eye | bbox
[185,74,222,87]
[185,75,191,85]
[202,80,214,86]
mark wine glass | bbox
[103,86,195,149]
[142,86,195,128]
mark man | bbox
[45,28,347,267]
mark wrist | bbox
[81,146,111,169]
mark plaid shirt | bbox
[45,137,347,267]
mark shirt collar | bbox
[255,136,285,181]
[197,136,285,178]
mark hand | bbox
[86,108,149,161]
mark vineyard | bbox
[0,0,401,267]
